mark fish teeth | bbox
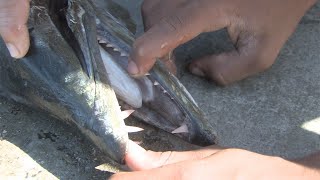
[121,110,135,120]
[120,53,128,57]
[145,73,150,76]
[163,90,167,93]
[154,81,159,86]
[132,141,142,145]
[172,124,188,134]
[113,48,120,52]
[126,126,144,133]
[99,40,107,44]
[106,44,113,48]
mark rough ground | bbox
[1,1,320,179]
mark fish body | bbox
[0,0,216,163]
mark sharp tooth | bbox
[172,124,188,134]
[154,81,159,86]
[133,141,142,145]
[121,110,135,120]
[126,126,144,133]
[163,90,167,93]
[120,52,127,57]
[145,73,150,76]
[99,40,107,44]
[106,44,113,48]
[171,97,174,100]
[113,48,119,52]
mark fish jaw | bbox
[0,0,128,163]
[72,0,217,145]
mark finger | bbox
[141,0,186,30]
[189,34,278,86]
[128,2,228,76]
[141,0,161,29]
[1,25,30,58]
[125,140,223,171]
[111,158,214,180]
[110,163,186,180]
[141,1,180,76]
[0,0,30,58]
[141,0,181,75]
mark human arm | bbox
[111,141,320,179]
[128,0,317,85]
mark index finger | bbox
[128,2,228,76]
[0,0,30,58]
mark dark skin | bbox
[2,0,319,179]
[128,0,317,85]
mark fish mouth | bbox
[62,0,216,145]
[0,0,215,163]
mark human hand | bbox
[111,141,319,179]
[128,0,316,85]
[0,0,30,58]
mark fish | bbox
[0,0,216,163]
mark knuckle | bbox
[161,15,184,33]
[207,62,230,86]
[158,151,174,166]
[253,56,274,71]
[213,72,229,86]
[132,38,147,58]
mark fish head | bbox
[0,0,216,164]
[65,0,216,146]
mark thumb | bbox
[0,0,30,59]
[189,36,278,86]
[125,141,222,171]
[128,4,227,76]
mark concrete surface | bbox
[1,0,320,179]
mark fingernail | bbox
[190,66,205,77]
[6,43,20,58]
[125,140,153,170]
[127,59,139,75]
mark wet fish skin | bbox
[0,0,128,163]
